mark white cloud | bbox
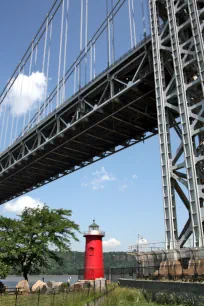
[120,184,129,191]
[103,238,121,249]
[5,72,47,116]
[4,196,44,214]
[82,167,116,190]
[132,174,137,179]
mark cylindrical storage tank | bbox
[83,220,105,280]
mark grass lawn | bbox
[0,286,196,306]
[100,287,183,306]
[0,290,98,306]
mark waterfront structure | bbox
[84,220,105,280]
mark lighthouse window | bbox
[89,247,94,255]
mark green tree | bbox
[0,205,79,280]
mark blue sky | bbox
[0,0,188,252]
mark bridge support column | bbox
[149,0,178,250]
[150,0,204,248]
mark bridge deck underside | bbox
[0,39,159,204]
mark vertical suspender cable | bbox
[79,0,84,90]
[111,0,115,63]
[128,0,133,48]
[15,66,24,140]
[57,0,65,107]
[131,0,137,46]
[0,102,6,150]
[12,67,21,144]
[93,41,96,78]
[108,3,111,65]
[90,43,93,81]
[42,17,49,116]
[45,19,53,116]
[22,40,34,136]
[106,0,110,67]
[10,108,15,145]
[42,16,49,75]
[85,0,88,85]
[0,88,8,150]
[141,0,146,38]
[27,41,34,128]
[3,105,9,150]
[34,44,39,125]
[0,80,7,150]
[35,44,38,70]
[22,73,28,136]
[74,61,77,94]
[145,0,150,35]
[62,0,70,103]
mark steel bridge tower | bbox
[149,0,204,249]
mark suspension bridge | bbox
[1,0,204,252]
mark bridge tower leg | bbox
[149,0,204,248]
[149,0,178,250]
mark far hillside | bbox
[15,252,136,275]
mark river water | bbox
[1,275,78,288]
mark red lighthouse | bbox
[84,220,105,280]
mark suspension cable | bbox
[42,16,49,74]
[145,0,150,35]
[15,66,25,141]
[74,61,77,94]
[62,0,70,103]
[108,1,111,65]
[79,0,84,90]
[111,0,115,63]
[0,96,7,150]
[106,0,110,67]
[0,0,63,106]
[3,105,10,150]
[90,43,93,81]
[42,16,49,123]
[85,0,88,85]
[45,19,53,116]
[93,41,96,78]
[34,0,126,124]
[22,0,126,130]
[57,0,65,107]
[27,41,34,128]
[10,109,15,146]
[22,41,34,136]
[36,0,125,119]
[141,0,146,38]
[128,0,133,48]
[131,0,137,46]
[34,44,38,69]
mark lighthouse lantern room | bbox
[84,220,105,280]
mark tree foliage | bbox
[0,205,79,280]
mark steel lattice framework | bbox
[1,0,204,250]
[149,0,204,249]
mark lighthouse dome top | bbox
[83,220,105,236]
[89,219,99,230]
